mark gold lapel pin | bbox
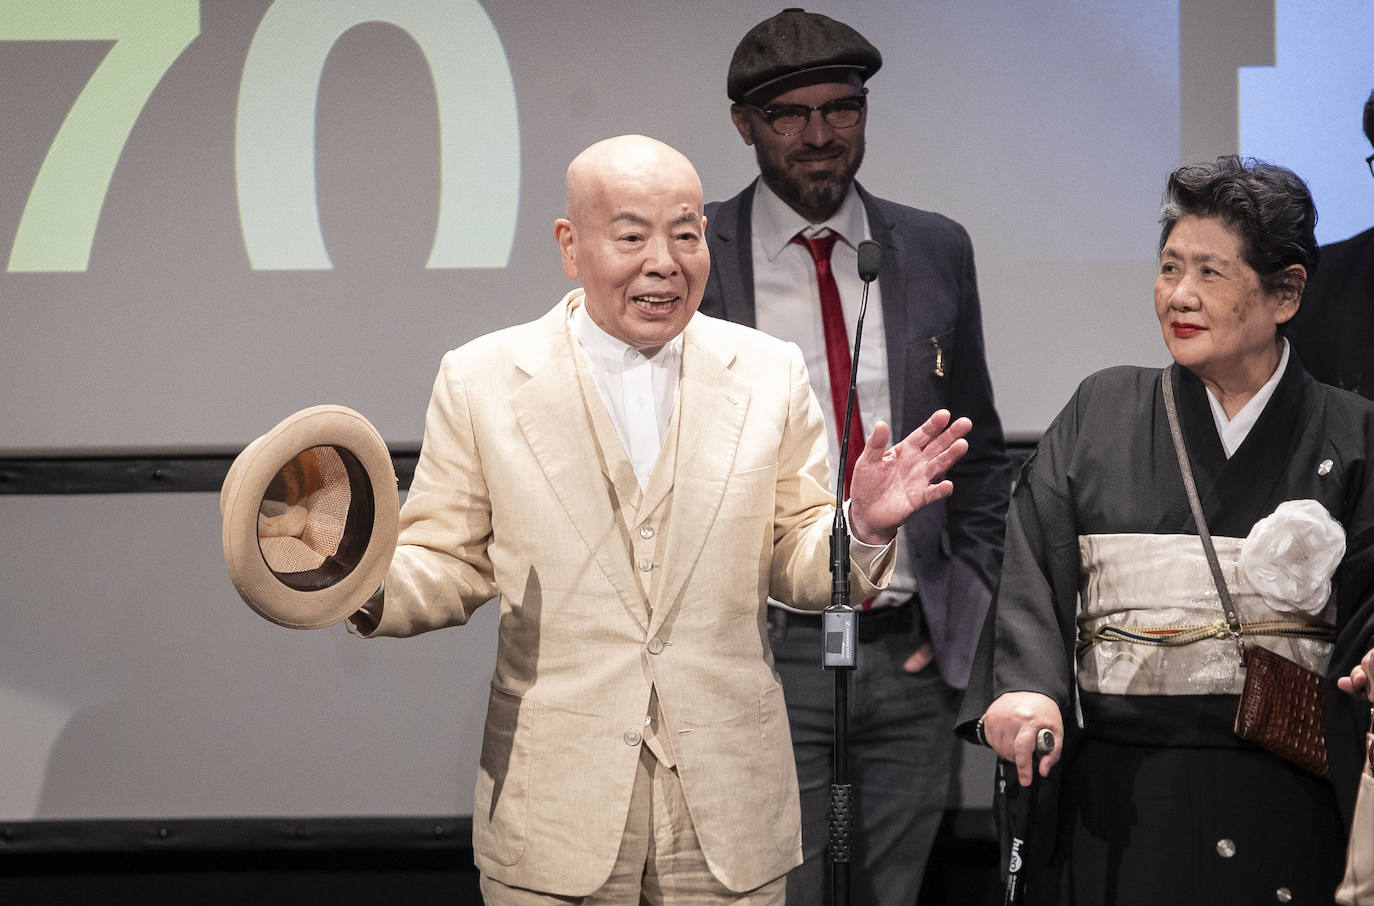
[930,337,945,378]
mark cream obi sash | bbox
[1077,533,1335,696]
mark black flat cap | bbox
[727,8,882,104]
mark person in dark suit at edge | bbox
[1287,89,1374,397]
[698,9,1013,904]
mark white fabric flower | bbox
[1239,499,1345,614]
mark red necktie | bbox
[793,232,865,497]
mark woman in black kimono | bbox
[959,156,1374,905]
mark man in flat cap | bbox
[701,9,1012,904]
[348,134,976,904]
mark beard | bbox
[755,143,864,221]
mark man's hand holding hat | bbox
[220,405,398,630]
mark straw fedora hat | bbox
[220,405,398,629]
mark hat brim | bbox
[221,405,398,630]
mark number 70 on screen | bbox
[1,0,519,273]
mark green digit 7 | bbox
[2,1,199,272]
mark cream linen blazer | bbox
[369,291,891,895]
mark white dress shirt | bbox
[570,301,681,490]
[750,180,916,608]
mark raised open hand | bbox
[847,409,971,544]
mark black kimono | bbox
[959,353,1374,905]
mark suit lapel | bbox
[649,320,749,633]
[708,182,759,328]
[511,297,648,630]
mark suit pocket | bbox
[676,682,799,859]
[912,327,957,382]
[724,462,777,494]
[722,463,777,517]
[473,685,530,865]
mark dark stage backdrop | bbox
[1,0,1370,822]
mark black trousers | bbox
[767,603,959,906]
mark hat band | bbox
[742,65,865,106]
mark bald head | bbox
[555,135,710,351]
[564,134,703,225]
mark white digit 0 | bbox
[235,0,520,271]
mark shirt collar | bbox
[570,295,683,367]
[752,178,868,261]
[1206,337,1290,457]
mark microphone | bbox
[822,239,883,671]
[856,239,881,283]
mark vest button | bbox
[647,637,664,655]
[638,557,653,572]
[639,525,655,539]
[623,728,642,746]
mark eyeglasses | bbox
[746,91,868,136]
[1367,153,1374,179]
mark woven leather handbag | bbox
[1233,644,1329,777]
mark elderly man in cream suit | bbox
[351,135,972,905]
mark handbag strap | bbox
[1161,365,1245,641]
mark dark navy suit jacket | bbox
[700,179,1012,688]
[1288,225,1374,399]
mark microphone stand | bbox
[823,240,880,906]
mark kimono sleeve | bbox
[957,389,1086,736]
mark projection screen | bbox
[1,0,1371,820]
